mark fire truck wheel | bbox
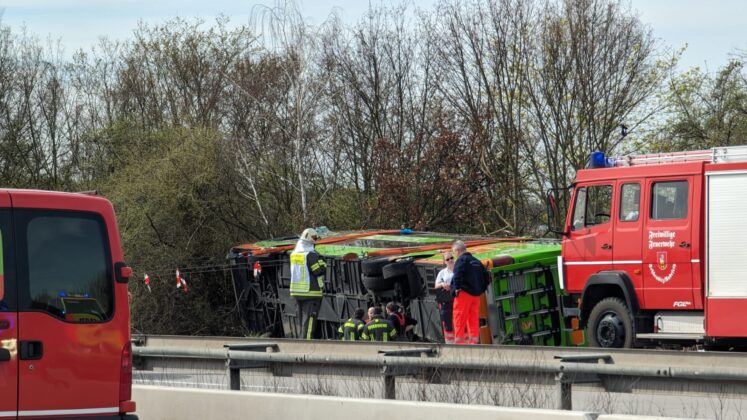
[362,275,395,292]
[361,257,391,276]
[587,297,634,348]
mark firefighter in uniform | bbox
[360,307,398,342]
[338,308,366,341]
[290,228,327,339]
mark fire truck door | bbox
[642,177,694,309]
[564,183,614,291]
[0,194,17,419]
[613,181,644,307]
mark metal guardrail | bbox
[132,337,747,411]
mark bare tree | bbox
[428,0,537,234]
[525,0,669,208]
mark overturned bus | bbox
[227,229,583,346]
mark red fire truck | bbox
[551,146,747,348]
[0,190,137,419]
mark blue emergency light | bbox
[588,151,617,168]
[588,151,606,168]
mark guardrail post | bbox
[224,343,280,391]
[379,348,438,400]
[553,354,611,411]
[554,372,572,410]
[229,366,241,391]
[383,374,396,399]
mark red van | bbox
[0,190,136,419]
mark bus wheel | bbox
[588,297,634,348]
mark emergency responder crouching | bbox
[290,228,327,339]
[361,307,397,342]
[338,308,366,341]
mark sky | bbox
[0,0,746,71]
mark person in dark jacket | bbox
[361,307,398,342]
[338,308,366,341]
[385,301,419,341]
[386,302,405,337]
[451,240,488,345]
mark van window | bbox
[0,210,13,311]
[586,185,613,226]
[19,211,112,322]
[571,185,612,229]
[651,181,688,220]
[619,183,641,222]
[571,187,587,231]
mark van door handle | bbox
[19,341,43,360]
[601,243,612,250]
[0,348,9,362]
[679,241,690,248]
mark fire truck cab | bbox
[0,190,137,419]
[558,146,747,348]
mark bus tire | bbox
[362,257,391,276]
[382,259,413,280]
[362,275,395,292]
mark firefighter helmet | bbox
[300,228,320,243]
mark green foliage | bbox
[103,127,229,264]
[101,126,252,335]
[648,60,747,152]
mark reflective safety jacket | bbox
[338,317,365,341]
[290,248,326,298]
[360,316,398,342]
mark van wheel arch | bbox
[579,271,639,329]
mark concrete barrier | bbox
[133,386,697,420]
[597,417,694,420]
[133,385,596,420]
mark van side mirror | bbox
[0,348,10,362]
[115,262,132,284]
[546,189,569,237]
[547,192,557,220]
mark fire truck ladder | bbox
[613,145,747,166]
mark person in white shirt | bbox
[435,252,456,344]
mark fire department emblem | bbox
[657,252,667,270]
[649,251,677,284]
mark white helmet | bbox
[300,228,320,243]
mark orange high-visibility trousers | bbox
[453,292,481,345]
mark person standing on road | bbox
[386,301,405,338]
[338,308,366,341]
[435,252,456,344]
[290,228,327,339]
[361,307,398,342]
[451,240,489,345]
